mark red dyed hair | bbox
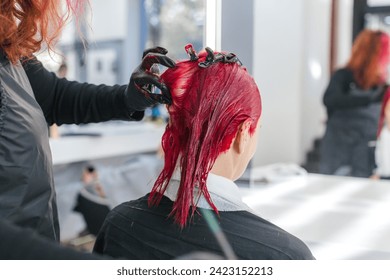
[149,48,262,227]
[347,29,390,89]
[0,0,87,64]
[378,88,390,137]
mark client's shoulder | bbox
[218,211,315,260]
[109,193,174,220]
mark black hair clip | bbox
[198,47,215,68]
[198,47,243,68]
[185,44,199,61]
[222,53,243,66]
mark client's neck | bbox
[211,150,238,181]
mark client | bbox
[93,46,315,260]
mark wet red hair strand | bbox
[148,50,262,227]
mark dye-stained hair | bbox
[148,49,262,227]
[378,88,390,137]
[346,29,390,89]
[0,0,87,64]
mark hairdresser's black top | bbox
[0,53,142,241]
[323,68,383,117]
[94,173,314,260]
[320,68,384,177]
[0,218,106,260]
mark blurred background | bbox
[46,0,390,170]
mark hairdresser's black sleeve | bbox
[0,219,106,260]
[23,57,144,125]
[323,68,371,114]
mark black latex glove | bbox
[125,47,175,112]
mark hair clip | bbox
[198,47,215,68]
[185,44,199,61]
[198,47,243,68]
[223,53,243,66]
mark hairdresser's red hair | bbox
[0,0,87,64]
[347,30,389,89]
[378,88,390,137]
[149,49,262,227]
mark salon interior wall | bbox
[59,0,144,84]
[92,0,146,84]
[221,0,353,168]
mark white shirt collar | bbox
[164,170,251,211]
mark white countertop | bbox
[50,122,165,165]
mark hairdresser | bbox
[0,0,175,241]
[319,29,389,177]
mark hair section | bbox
[149,49,262,227]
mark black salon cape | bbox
[0,218,106,260]
[0,52,142,241]
[93,194,315,260]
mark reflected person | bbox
[319,30,389,177]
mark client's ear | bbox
[233,119,252,154]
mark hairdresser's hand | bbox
[125,47,175,112]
